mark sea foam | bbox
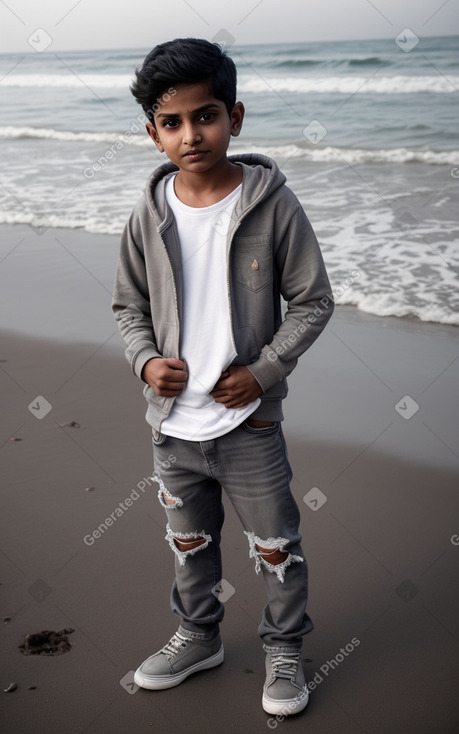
[1,127,457,165]
[2,74,458,95]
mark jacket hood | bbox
[144,153,287,226]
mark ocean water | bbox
[0,36,458,325]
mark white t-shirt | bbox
[160,173,261,440]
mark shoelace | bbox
[270,653,300,679]
[161,632,189,657]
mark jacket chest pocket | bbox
[233,235,272,293]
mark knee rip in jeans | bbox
[244,531,303,583]
[165,524,212,566]
[153,474,183,509]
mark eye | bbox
[162,118,179,128]
[198,112,216,123]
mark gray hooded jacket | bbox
[112,153,334,430]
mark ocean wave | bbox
[0,210,124,235]
[2,73,458,95]
[231,143,459,166]
[1,127,457,165]
[0,125,150,145]
[273,59,322,68]
[0,74,133,88]
[336,290,459,326]
[348,56,389,66]
[237,74,459,95]
[273,56,390,68]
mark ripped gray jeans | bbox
[152,420,313,649]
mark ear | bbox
[146,122,164,153]
[230,102,245,138]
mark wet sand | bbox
[1,224,459,733]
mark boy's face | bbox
[146,81,244,175]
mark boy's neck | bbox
[173,160,242,208]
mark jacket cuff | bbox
[133,348,161,381]
[246,346,285,392]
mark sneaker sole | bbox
[134,644,224,690]
[262,687,309,716]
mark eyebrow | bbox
[156,103,220,119]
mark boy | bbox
[112,37,334,717]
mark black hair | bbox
[130,37,237,124]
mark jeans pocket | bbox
[242,420,279,436]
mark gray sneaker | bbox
[262,650,309,716]
[133,627,224,690]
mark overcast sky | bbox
[0,0,457,53]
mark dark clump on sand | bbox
[19,629,74,656]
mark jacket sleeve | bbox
[247,203,334,392]
[112,211,162,380]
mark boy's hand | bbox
[210,366,263,409]
[142,358,188,397]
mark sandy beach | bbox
[1,223,459,733]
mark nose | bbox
[182,120,201,146]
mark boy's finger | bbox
[161,382,186,392]
[156,388,185,397]
[164,367,188,382]
[210,371,231,392]
[155,378,187,392]
[209,385,228,396]
[164,357,186,370]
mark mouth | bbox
[183,150,208,160]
